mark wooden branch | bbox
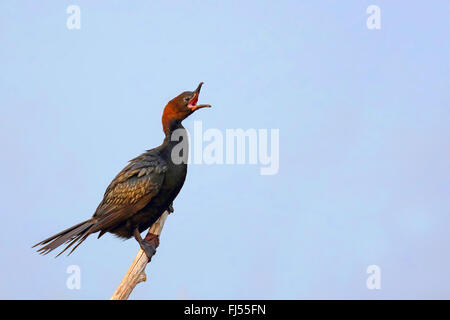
[110,211,169,300]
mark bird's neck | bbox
[160,123,189,164]
[161,122,188,147]
[163,120,185,139]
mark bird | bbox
[33,82,211,259]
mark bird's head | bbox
[162,82,211,134]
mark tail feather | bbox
[33,219,96,257]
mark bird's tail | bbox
[32,219,97,257]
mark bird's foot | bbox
[167,203,174,214]
[134,228,160,261]
[140,233,159,260]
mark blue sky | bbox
[0,1,449,299]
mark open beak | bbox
[188,82,211,111]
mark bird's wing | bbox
[91,151,168,232]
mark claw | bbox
[140,240,157,259]
[142,233,159,260]
[134,228,160,261]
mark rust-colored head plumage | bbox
[162,82,211,134]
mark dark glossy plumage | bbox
[33,83,210,257]
[93,149,170,239]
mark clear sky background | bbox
[0,1,449,299]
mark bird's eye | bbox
[184,96,191,102]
